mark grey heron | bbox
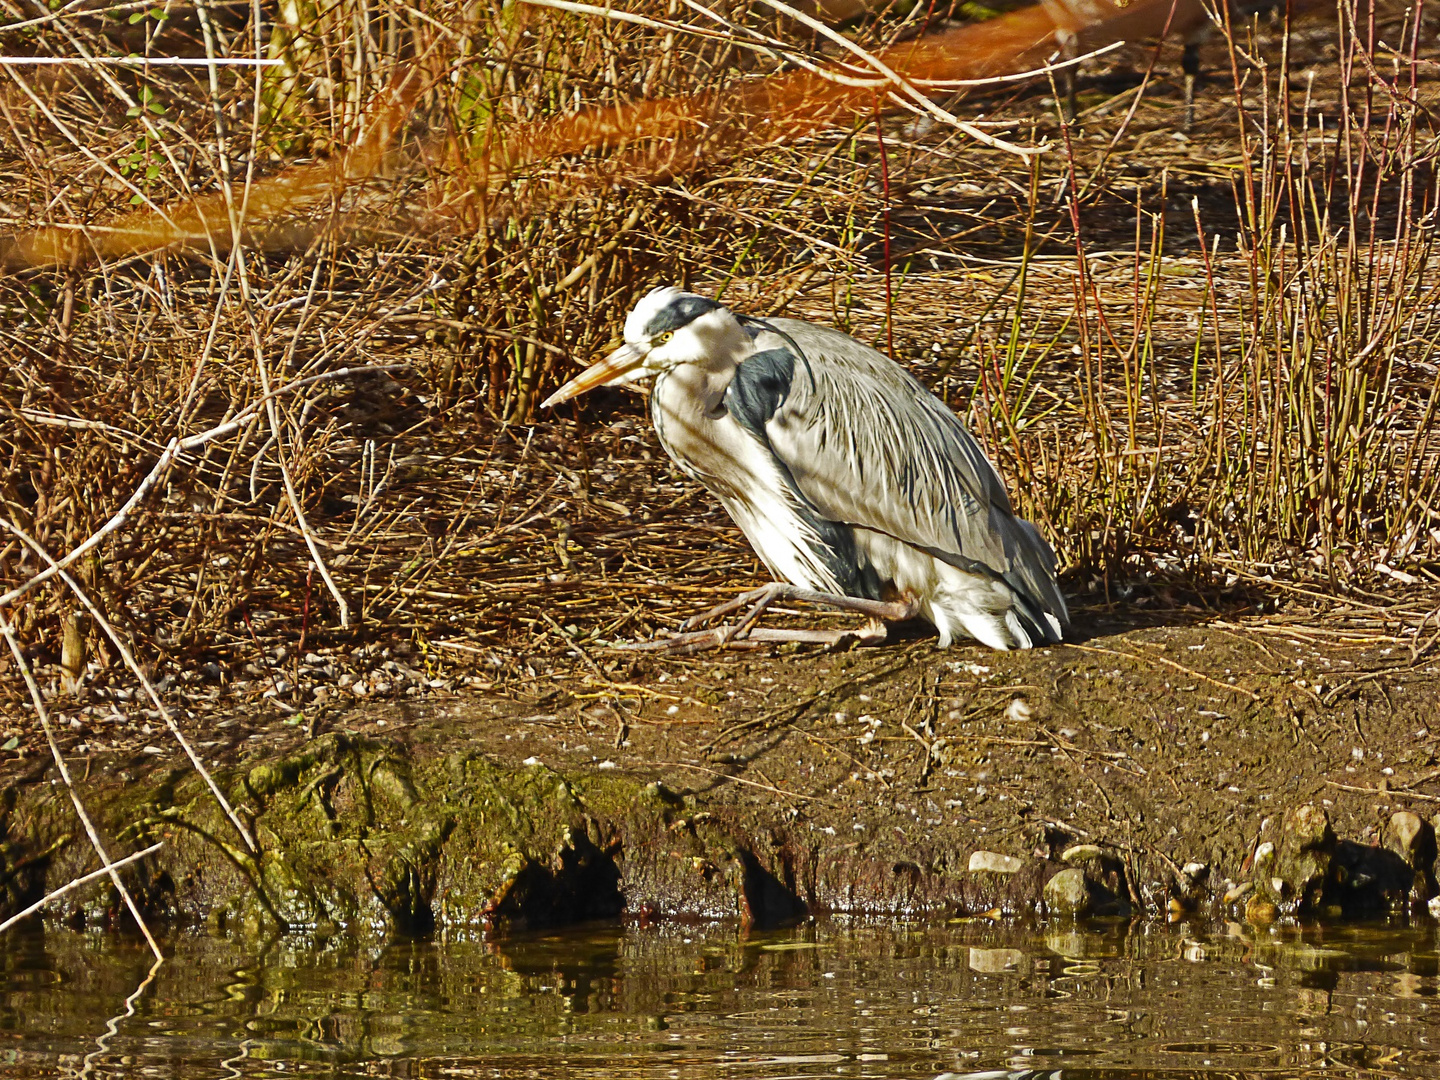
[542,287,1068,651]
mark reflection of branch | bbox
[79,955,165,1080]
[219,1039,254,1080]
[0,610,164,960]
[0,842,163,935]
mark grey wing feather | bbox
[753,318,1069,630]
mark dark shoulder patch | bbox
[735,314,816,393]
[643,295,721,337]
[725,348,795,442]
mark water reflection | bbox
[1,919,1438,1078]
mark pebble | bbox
[1223,881,1253,904]
[968,850,1025,874]
[1244,894,1277,925]
[1385,811,1435,868]
[1043,868,1091,918]
[1061,844,1104,864]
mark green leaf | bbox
[128,10,145,22]
[144,163,161,179]
[1,737,18,751]
[126,105,142,118]
[129,192,146,205]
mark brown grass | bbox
[2,0,1440,744]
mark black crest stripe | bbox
[642,295,721,338]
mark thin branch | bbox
[0,611,164,961]
[0,517,260,856]
[0,842,164,934]
[0,364,408,610]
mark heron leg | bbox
[679,583,785,632]
[685,582,919,630]
[638,582,919,654]
[613,618,889,655]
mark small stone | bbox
[522,756,543,767]
[1429,895,1440,919]
[1043,868,1091,918]
[198,662,223,683]
[141,745,164,755]
[1004,697,1033,723]
[968,850,1025,874]
[1283,803,1334,850]
[1385,811,1436,869]
[1253,841,1275,865]
[1244,895,1277,925]
[1062,844,1104,864]
[1182,861,1209,881]
[1223,881,1253,904]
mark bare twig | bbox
[0,517,259,856]
[0,611,164,961]
[0,842,164,934]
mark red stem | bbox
[874,99,894,359]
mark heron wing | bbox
[732,317,1069,630]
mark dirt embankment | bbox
[4,616,1440,939]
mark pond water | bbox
[1,919,1436,1078]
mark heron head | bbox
[541,287,741,408]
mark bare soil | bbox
[5,594,1440,934]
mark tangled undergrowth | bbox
[3,0,1440,759]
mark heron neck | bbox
[656,358,734,414]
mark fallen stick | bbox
[0,842,164,935]
[0,612,164,960]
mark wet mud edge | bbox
[4,628,1440,939]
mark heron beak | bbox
[541,342,648,408]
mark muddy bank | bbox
[4,620,1440,938]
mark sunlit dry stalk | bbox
[0,609,165,959]
[0,841,164,935]
[0,517,260,856]
[0,66,424,269]
[1,0,1206,270]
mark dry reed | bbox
[1,0,1438,772]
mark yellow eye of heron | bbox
[657,331,675,344]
